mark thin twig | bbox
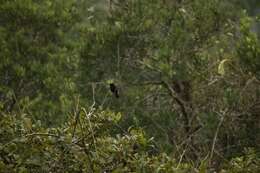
[176,149,186,169]
[92,83,96,106]
[82,107,97,151]
[209,111,226,165]
[25,133,60,138]
[72,96,80,138]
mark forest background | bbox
[0,0,259,172]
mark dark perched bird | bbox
[109,83,119,98]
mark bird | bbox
[109,83,119,98]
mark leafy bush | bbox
[220,148,260,173]
[0,109,194,172]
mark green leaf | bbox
[218,59,230,75]
[198,160,208,173]
[23,117,32,131]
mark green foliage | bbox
[0,0,259,172]
[238,14,260,78]
[0,0,80,125]
[0,109,193,173]
[78,0,259,160]
[221,148,260,173]
[1,110,258,172]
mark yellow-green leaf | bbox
[198,160,208,173]
[218,59,230,75]
[23,118,32,131]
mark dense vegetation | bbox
[0,0,259,172]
